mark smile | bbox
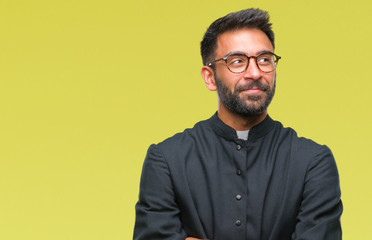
[241,88,264,94]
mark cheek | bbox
[264,73,275,87]
[216,69,240,88]
[215,66,228,80]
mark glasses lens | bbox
[257,53,276,73]
[226,54,248,73]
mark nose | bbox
[243,57,262,80]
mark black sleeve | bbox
[292,146,343,240]
[133,144,187,240]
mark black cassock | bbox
[134,113,342,240]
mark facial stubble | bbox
[215,75,276,117]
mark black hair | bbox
[201,8,275,65]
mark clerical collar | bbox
[209,112,276,142]
[236,130,249,140]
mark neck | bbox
[217,102,267,131]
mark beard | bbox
[215,76,276,117]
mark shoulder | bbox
[150,117,213,159]
[163,117,212,143]
[291,130,333,160]
[272,120,335,166]
[273,119,331,153]
[281,125,336,171]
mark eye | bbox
[257,53,273,65]
[227,55,247,66]
[232,59,243,64]
[258,57,270,63]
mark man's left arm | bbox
[292,145,343,240]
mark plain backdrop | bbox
[0,0,371,239]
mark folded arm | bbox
[292,146,343,240]
[133,144,188,240]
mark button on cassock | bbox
[236,194,242,200]
[236,144,242,150]
[235,220,241,226]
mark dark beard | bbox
[215,76,276,117]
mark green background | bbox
[0,0,371,239]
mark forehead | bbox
[216,28,273,57]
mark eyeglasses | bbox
[207,52,281,74]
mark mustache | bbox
[235,81,270,92]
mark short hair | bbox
[200,8,275,66]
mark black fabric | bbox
[134,113,342,240]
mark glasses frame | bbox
[207,51,281,74]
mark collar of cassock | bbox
[209,112,276,142]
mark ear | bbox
[201,66,217,91]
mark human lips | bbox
[242,87,263,94]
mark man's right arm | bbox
[133,144,188,240]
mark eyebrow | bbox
[226,50,274,56]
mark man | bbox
[133,8,342,240]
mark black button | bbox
[236,169,242,175]
[236,194,242,200]
[235,220,241,226]
[236,144,242,150]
